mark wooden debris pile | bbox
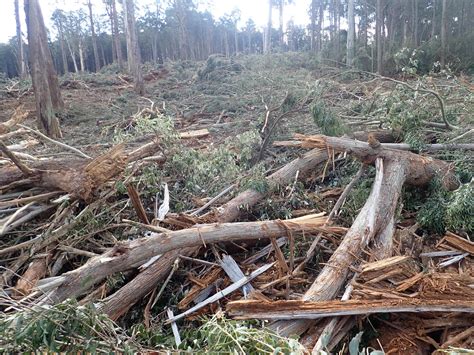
[1,104,473,353]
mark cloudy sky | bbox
[0,0,311,44]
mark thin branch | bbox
[0,140,35,176]
[18,124,92,159]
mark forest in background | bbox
[1,0,474,79]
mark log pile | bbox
[1,108,472,353]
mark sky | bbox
[0,0,311,44]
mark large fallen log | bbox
[227,299,474,320]
[270,134,459,337]
[0,139,162,201]
[38,215,342,304]
[100,148,330,318]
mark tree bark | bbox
[14,0,27,78]
[124,0,144,95]
[87,0,101,72]
[24,0,63,138]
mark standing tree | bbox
[376,0,383,74]
[14,0,27,78]
[51,10,69,75]
[108,0,123,69]
[24,0,63,138]
[264,0,272,53]
[87,0,101,71]
[440,0,447,67]
[346,0,355,66]
[124,0,144,95]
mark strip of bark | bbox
[227,299,474,320]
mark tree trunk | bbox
[360,2,368,49]
[57,17,68,75]
[234,27,238,55]
[310,0,316,52]
[376,0,383,74]
[224,31,230,57]
[431,0,436,39]
[440,0,447,68]
[78,40,85,72]
[111,0,123,69]
[265,0,272,54]
[14,0,27,78]
[279,0,284,47]
[413,0,419,46]
[66,38,79,73]
[318,0,323,53]
[87,0,101,72]
[24,0,63,138]
[335,0,340,61]
[124,0,144,95]
[346,0,355,66]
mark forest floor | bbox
[0,53,473,353]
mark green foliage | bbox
[416,180,473,235]
[184,315,304,353]
[113,111,178,146]
[135,129,263,211]
[130,323,176,350]
[0,300,137,353]
[445,182,474,234]
[416,179,450,233]
[197,54,243,81]
[311,99,346,137]
[394,48,423,75]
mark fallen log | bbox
[216,148,329,222]
[293,134,459,190]
[0,139,163,201]
[227,299,474,320]
[100,147,330,319]
[100,249,185,320]
[38,215,342,304]
[270,134,459,337]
